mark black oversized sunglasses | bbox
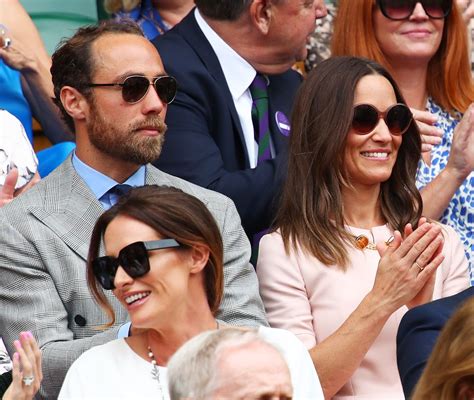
[377,0,452,20]
[352,103,413,135]
[88,75,177,104]
[92,239,181,290]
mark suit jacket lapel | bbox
[176,11,249,166]
[29,157,104,261]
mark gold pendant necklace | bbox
[351,234,394,250]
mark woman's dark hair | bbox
[275,56,422,268]
[86,185,224,326]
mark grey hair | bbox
[167,328,284,400]
[194,0,253,20]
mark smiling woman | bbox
[58,185,325,400]
[332,0,474,285]
[256,56,470,399]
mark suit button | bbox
[74,315,86,327]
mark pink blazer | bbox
[257,224,470,399]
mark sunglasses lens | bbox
[93,257,118,290]
[119,242,150,279]
[379,0,450,19]
[380,0,414,19]
[122,76,150,103]
[386,104,412,134]
[154,76,177,104]
[352,104,379,134]
[423,0,451,18]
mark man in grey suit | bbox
[0,21,266,399]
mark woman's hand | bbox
[373,222,444,314]
[0,170,40,207]
[2,332,42,400]
[0,33,40,73]
[411,108,443,153]
[402,219,444,308]
[445,103,474,183]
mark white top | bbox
[0,109,37,188]
[195,8,274,168]
[58,326,324,400]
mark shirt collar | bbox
[194,8,256,101]
[72,152,146,200]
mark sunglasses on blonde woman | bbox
[352,103,413,135]
[92,239,181,290]
[88,75,178,104]
[377,0,452,20]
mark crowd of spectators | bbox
[0,1,473,399]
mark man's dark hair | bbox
[50,20,144,132]
[195,0,252,21]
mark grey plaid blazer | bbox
[0,156,267,399]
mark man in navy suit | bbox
[153,0,327,239]
[397,287,474,398]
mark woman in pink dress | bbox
[257,56,470,399]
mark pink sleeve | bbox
[256,233,317,349]
[435,225,470,298]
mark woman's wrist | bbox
[359,292,393,324]
[442,164,468,186]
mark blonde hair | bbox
[412,296,474,400]
[332,0,474,113]
[103,0,141,14]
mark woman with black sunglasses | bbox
[58,185,324,400]
[256,56,470,399]
[332,0,474,286]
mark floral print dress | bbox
[417,98,474,285]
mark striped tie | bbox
[249,74,271,163]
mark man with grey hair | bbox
[167,327,325,399]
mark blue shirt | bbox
[113,0,170,41]
[0,60,33,142]
[72,152,146,210]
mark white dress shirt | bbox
[195,9,274,168]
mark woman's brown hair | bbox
[412,296,474,400]
[275,56,422,268]
[332,0,474,113]
[86,185,224,326]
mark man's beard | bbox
[87,104,167,165]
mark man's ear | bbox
[189,244,210,275]
[249,0,273,35]
[59,86,89,123]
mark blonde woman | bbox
[411,294,474,400]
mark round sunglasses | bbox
[88,75,178,104]
[352,103,413,135]
[377,0,452,20]
[92,239,181,290]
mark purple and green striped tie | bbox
[249,74,272,264]
[249,73,271,163]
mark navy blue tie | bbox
[108,184,132,207]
